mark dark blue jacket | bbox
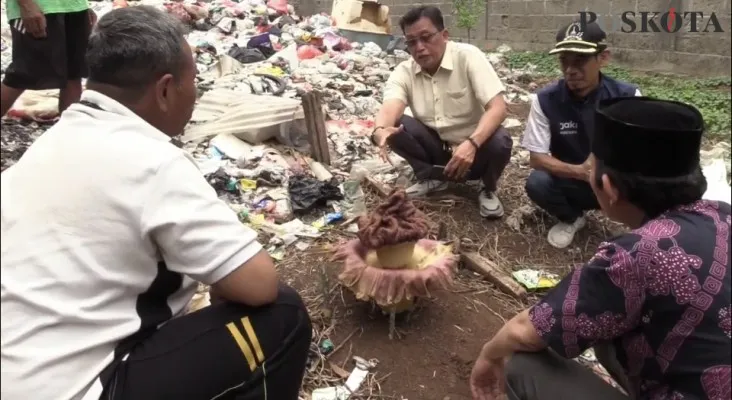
[537,74,638,164]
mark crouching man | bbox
[371,6,513,218]
[470,96,731,400]
[521,21,640,248]
[1,7,311,400]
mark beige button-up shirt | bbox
[383,41,506,144]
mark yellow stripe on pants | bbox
[241,317,265,363]
[226,322,257,371]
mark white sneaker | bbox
[547,217,587,249]
[405,180,448,197]
[479,190,504,218]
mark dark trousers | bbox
[100,285,312,400]
[3,11,91,90]
[505,348,631,400]
[524,169,599,223]
[387,116,513,192]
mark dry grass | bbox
[276,227,397,399]
[284,251,402,399]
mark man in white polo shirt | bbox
[371,6,512,218]
[1,6,311,400]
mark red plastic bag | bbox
[297,45,323,60]
[266,0,288,14]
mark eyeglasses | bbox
[405,31,441,48]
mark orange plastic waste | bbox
[112,0,128,8]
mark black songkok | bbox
[593,97,704,178]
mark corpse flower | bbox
[335,189,458,339]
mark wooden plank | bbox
[301,91,331,165]
[362,175,391,197]
[460,251,527,300]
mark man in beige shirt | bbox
[371,6,512,218]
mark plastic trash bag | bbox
[227,44,266,64]
[246,33,276,58]
[288,175,343,212]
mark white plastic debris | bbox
[311,356,377,400]
[496,44,512,53]
[504,118,522,128]
[344,356,376,392]
[209,133,259,160]
[185,284,212,314]
[702,159,731,203]
[701,142,731,203]
[184,92,301,143]
[308,159,334,181]
[311,386,350,400]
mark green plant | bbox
[453,0,485,44]
[503,51,558,75]
[503,51,731,139]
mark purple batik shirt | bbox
[529,200,731,399]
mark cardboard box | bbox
[331,0,391,34]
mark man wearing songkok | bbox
[469,96,731,400]
[521,21,642,249]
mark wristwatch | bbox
[371,126,385,145]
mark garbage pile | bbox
[2,0,730,247]
[0,0,539,249]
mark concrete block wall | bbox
[294,0,731,76]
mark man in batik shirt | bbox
[469,96,731,400]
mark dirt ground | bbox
[283,250,519,400]
[281,173,610,399]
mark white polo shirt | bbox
[1,90,263,400]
